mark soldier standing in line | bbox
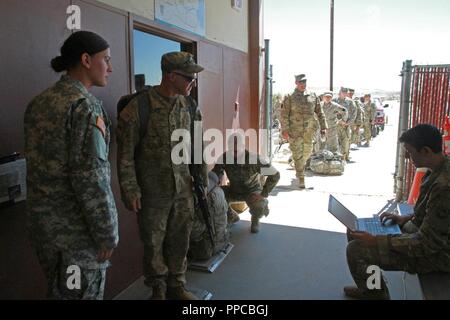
[281,74,327,188]
[362,93,377,147]
[24,31,118,299]
[117,52,207,300]
[320,91,348,154]
[347,88,364,148]
[333,87,356,162]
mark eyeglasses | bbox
[173,72,196,83]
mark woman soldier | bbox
[24,31,118,299]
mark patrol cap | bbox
[348,88,355,93]
[340,87,349,93]
[161,51,204,76]
[323,91,333,97]
[295,74,307,83]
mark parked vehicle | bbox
[372,97,389,134]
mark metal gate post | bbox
[395,60,413,201]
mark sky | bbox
[264,0,450,95]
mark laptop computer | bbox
[328,195,401,235]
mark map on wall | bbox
[155,0,206,37]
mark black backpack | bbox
[116,86,151,138]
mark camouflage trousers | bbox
[363,122,372,142]
[346,222,438,293]
[222,186,269,219]
[321,126,339,153]
[138,195,194,289]
[288,136,314,178]
[351,125,361,145]
[33,244,106,299]
[337,125,351,159]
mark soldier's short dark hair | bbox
[399,124,442,153]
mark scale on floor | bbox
[188,242,234,273]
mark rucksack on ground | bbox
[189,173,230,261]
[309,150,345,175]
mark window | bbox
[133,29,181,89]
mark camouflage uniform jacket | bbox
[212,150,280,197]
[354,99,365,124]
[333,97,357,125]
[321,101,348,128]
[281,89,328,138]
[24,75,119,267]
[117,86,207,204]
[363,101,377,123]
[377,157,450,271]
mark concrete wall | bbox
[97,0,248,52]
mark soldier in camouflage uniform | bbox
[347,89,364,148]
[117,52,206,300]
[333,88,357,162]
[320,91,348,154]
[281,74,327,188]
[344,124,450,299]
[212,135,280,233]
[24,31,118,300]
[362,94,377,147]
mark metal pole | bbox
[330,0,334,91]
[395,60,413,201]
[264,39,271,156]
[269,64,274,157]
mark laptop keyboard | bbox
[362,219,386,234]
[358,218,401,235]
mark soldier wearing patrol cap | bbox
[281,74,327,188]
[333,87,357,161]
[347,88,364,148]
[117,51,207,300]
[320,91,348,153]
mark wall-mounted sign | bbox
[155,0,205,37]
[231,0,243,11]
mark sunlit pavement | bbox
[239,101,400,234]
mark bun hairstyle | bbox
[51,31,109,73]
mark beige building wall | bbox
[97,0,155,20]
[96,0,248,52]
[205,0,248,53]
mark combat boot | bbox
[150,285,166,300]
[298,177,306,189]
[343,286,390,300]
[250,216,260,233]
[167,286,199,300]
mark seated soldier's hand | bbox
[320,129,327,135]
[126,197,141,213]
[247,193,264,204]
[348,230,377,247]
[282,131,289,140]
[379,211,410,227]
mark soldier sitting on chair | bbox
[344,124,450,299]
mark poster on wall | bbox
[155,0,206,37]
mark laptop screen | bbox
[328,195,358,230]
